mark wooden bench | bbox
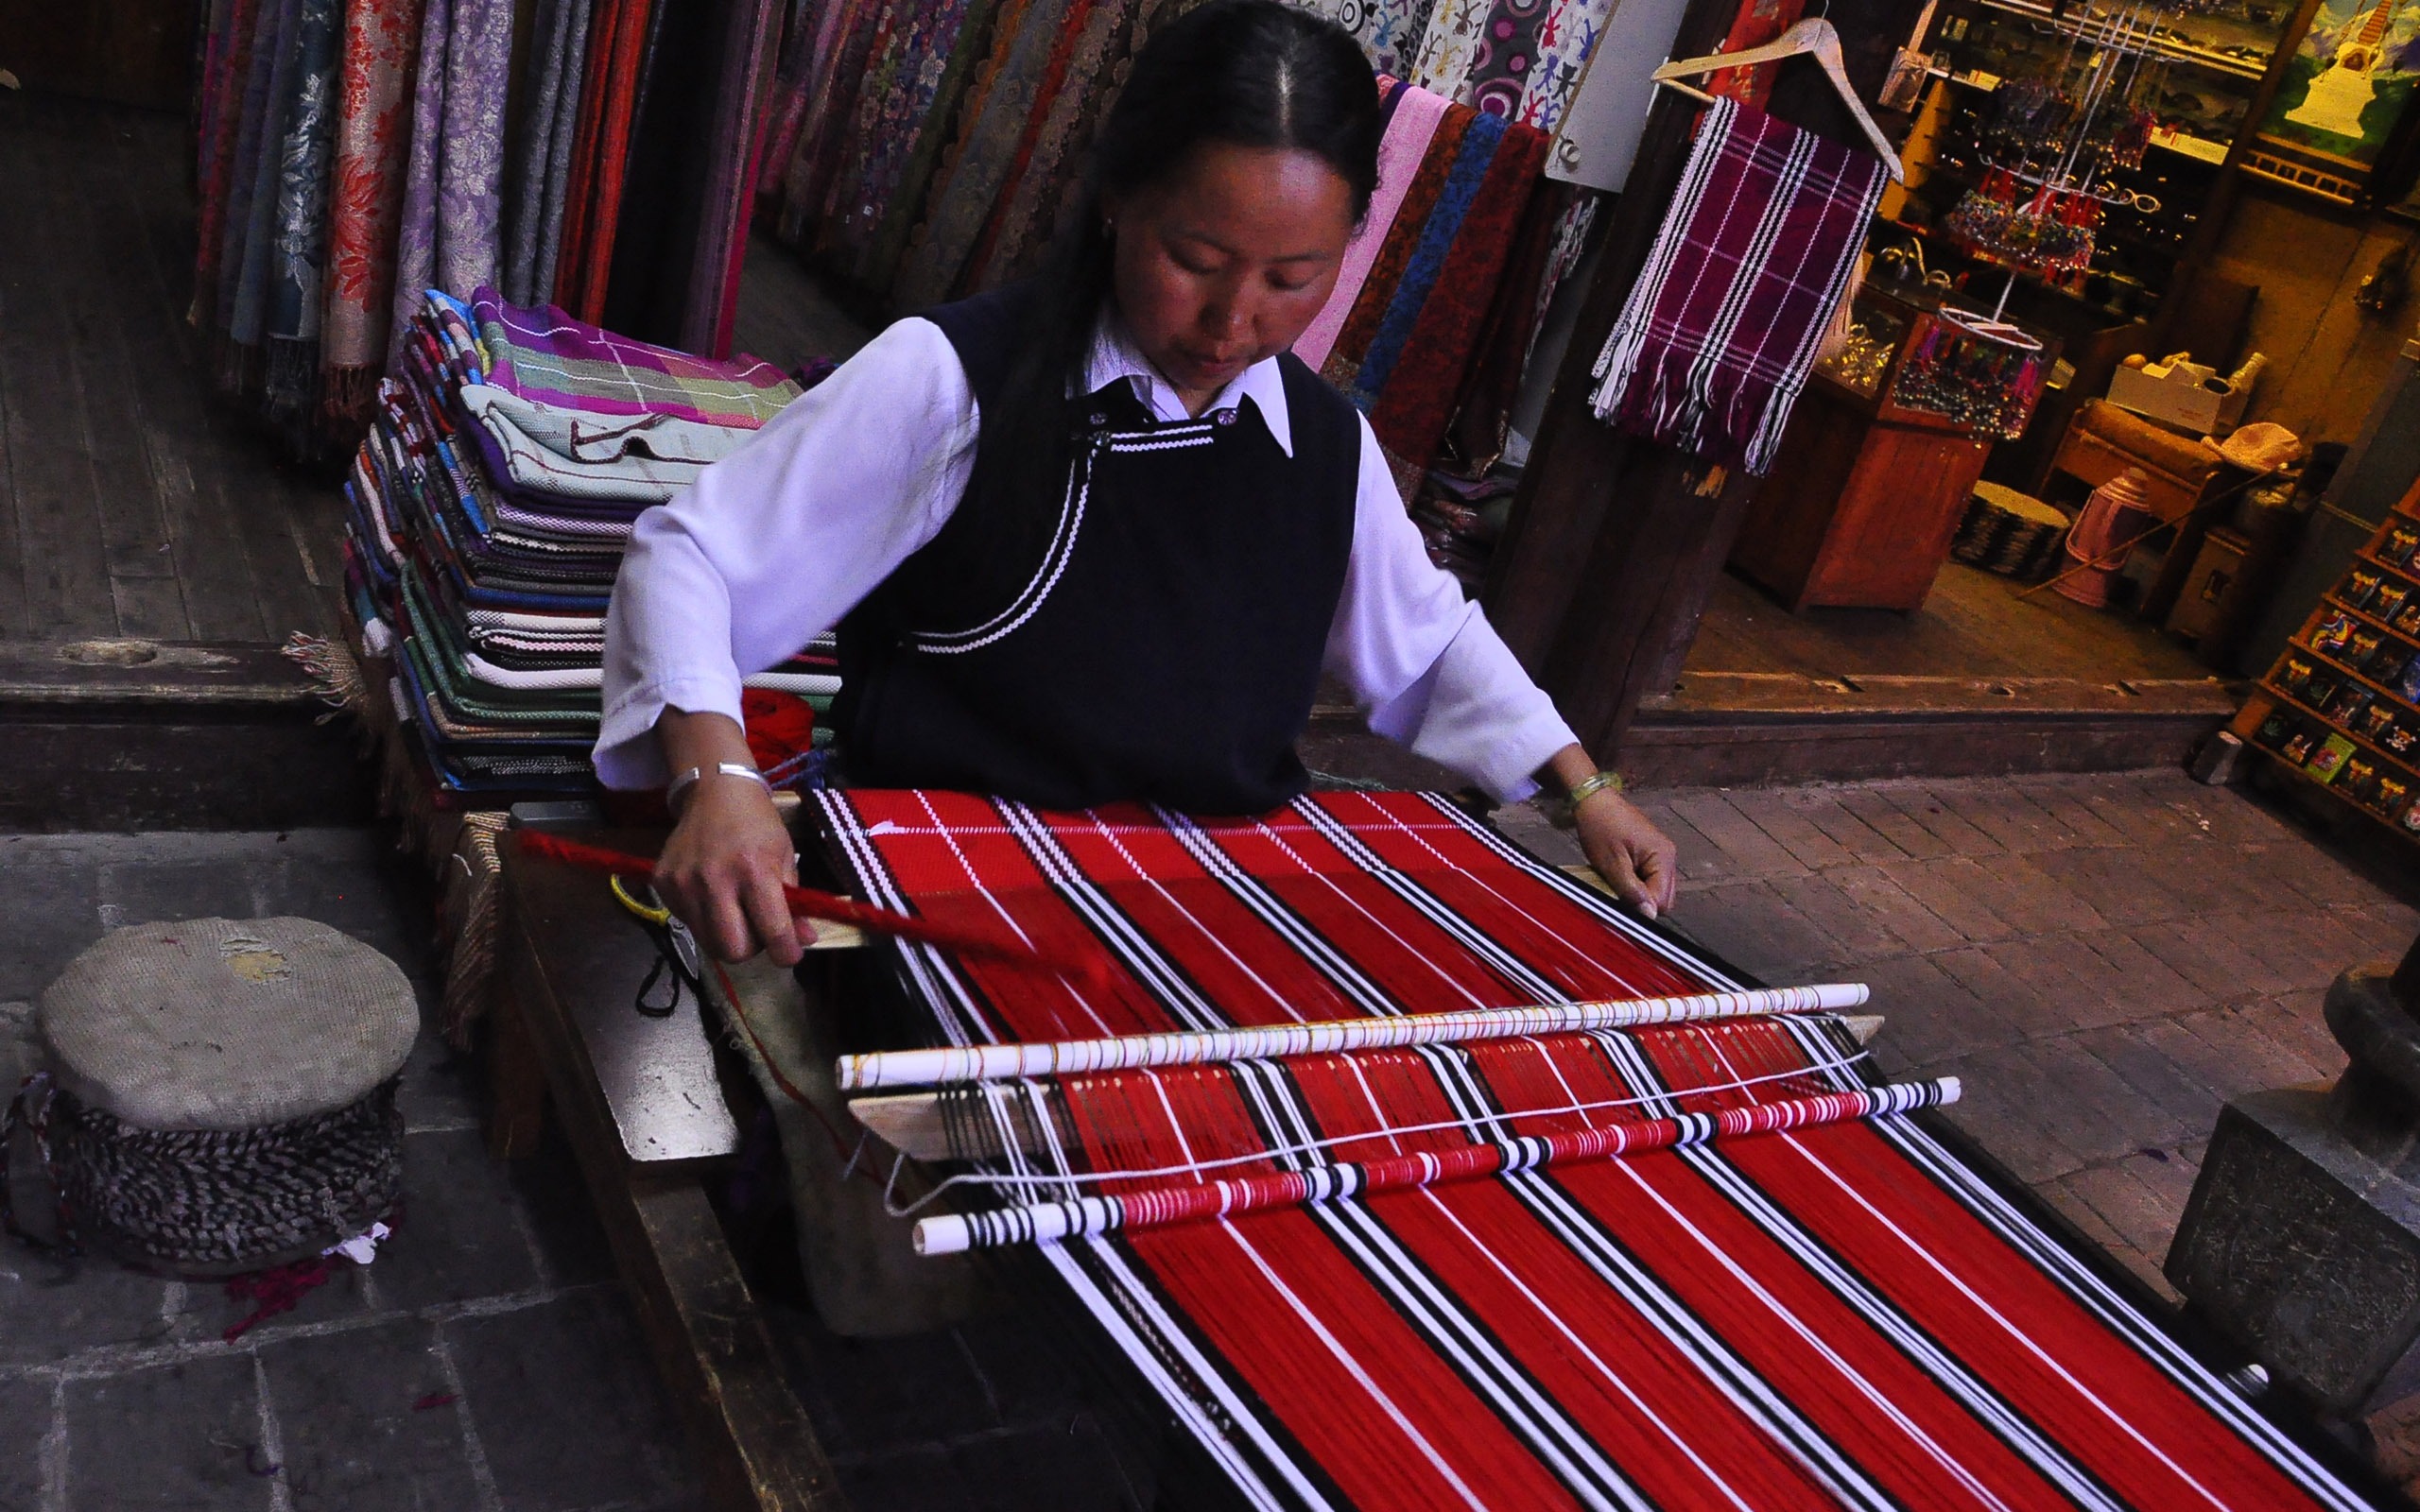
[493,831,851,1512]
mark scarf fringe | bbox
[215,337,266,402]
[281,631,370,724]
[320,363,384,433]
[438,813,509,1048]
[262,337,320,424]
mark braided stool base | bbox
[47,1079,404,1276]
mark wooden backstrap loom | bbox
[767,786,2384,1512]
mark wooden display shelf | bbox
[2230,477,2420,845]
[2322,593,2420,642]
[2237,698,2420,844]
[2266,664,2416,776]
[2288,636,2420,718]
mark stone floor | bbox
[2,770,2416,1509]
[0,830,702,1512]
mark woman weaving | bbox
[598,0,1679,967]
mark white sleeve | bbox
[1322,414,1579,802]
[596,318,978,788]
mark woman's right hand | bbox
[649,709,811,967]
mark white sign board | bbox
[1547,0,1697,192]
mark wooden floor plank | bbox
[245,464,343,641]
[101,100,292,643]
[99,106,273,642]
[0,103,117,639]
[56,134,182,597]
[111,573,192,639]
[1689,562,2213,684]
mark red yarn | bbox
[222,1257,337,1342]
[740,687,817,771]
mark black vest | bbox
[834,287,1362,814]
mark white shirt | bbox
[597,314,1580,799]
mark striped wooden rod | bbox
[837,983,1870,1091]
[914,1076,1958,1254]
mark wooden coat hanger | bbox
[1651,18,1907,181]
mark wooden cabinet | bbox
[1731,285,2054,611]
[1732,385,1992,610]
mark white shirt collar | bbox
[1082,313,1295,456]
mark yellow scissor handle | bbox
[608,874,671,925]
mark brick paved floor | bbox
[3,772,2415,1508]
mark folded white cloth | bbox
[459,383,764,465]
[464,394,709,504]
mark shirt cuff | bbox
[592,674,746,790]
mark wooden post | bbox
[1486,0,1942,760]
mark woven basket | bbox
[5,918,417,1274]
[1952,483,2071,581]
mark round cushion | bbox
[39,917,418,1132]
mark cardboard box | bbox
[2107,361,2250,435]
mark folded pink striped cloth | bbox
[465,286,802,430]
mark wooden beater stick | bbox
[837,982,1870,1091]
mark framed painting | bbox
[2248,0,2420,201]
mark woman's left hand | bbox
[1573,790,1680,920]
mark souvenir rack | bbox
[2229,476,2420,844]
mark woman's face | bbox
[1105,143,1357,407]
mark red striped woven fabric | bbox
[816,788,2374,1511]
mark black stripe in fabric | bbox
[1410,1040,1899,1511]
[1289,799,1574,1005]
[813,791,988,1046]
[994,801,1228,1032]
[1056,1235,1340,1511]
[1409,793,1734,989]
[1765,1014,2349,1492]
[1228,1057,1656,1512]
[1151,807,1402,1017]
[1586,1025,2128,1512]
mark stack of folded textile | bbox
[339,286,829,798]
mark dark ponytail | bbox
[973,0,1382,528]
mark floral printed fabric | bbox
[264,0,346,415]
[324,0,427,382]
[389,0,515,361]
[437,0,513,300]
[1406,0,1616,128]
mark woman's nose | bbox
[1200,280,1253,342]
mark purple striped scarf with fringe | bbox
[1588,96,1880,476]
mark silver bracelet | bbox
[666,762,771,816]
